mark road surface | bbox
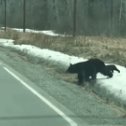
[0,63,78,126]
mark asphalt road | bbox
[0,64,78,126]
[0,46,126,126]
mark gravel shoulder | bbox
[0,46,126,125]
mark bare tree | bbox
[4,0,6,31]
[23,0,26,32]
[73,0,77,37]
[119,0,123,29]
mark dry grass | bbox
[1,29,126,109]
[0,29,126,66]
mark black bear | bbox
[106,65,120,73]
[67,58,113,85]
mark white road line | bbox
[3,67,78,126]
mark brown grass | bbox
[0,28,126,66]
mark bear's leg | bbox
[77,72,85,85]
[89,70,97,85]
[91,73,96,80]
[77,73,83,85]
[89,68,97,80]
[85,74,90,81]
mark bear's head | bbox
[101,67,113,78]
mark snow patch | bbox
[0,38,126,106]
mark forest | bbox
[0,0,126,36]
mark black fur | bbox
[106,65,120,73]
[67,58,113,85]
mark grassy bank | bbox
[0,29,126,67]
